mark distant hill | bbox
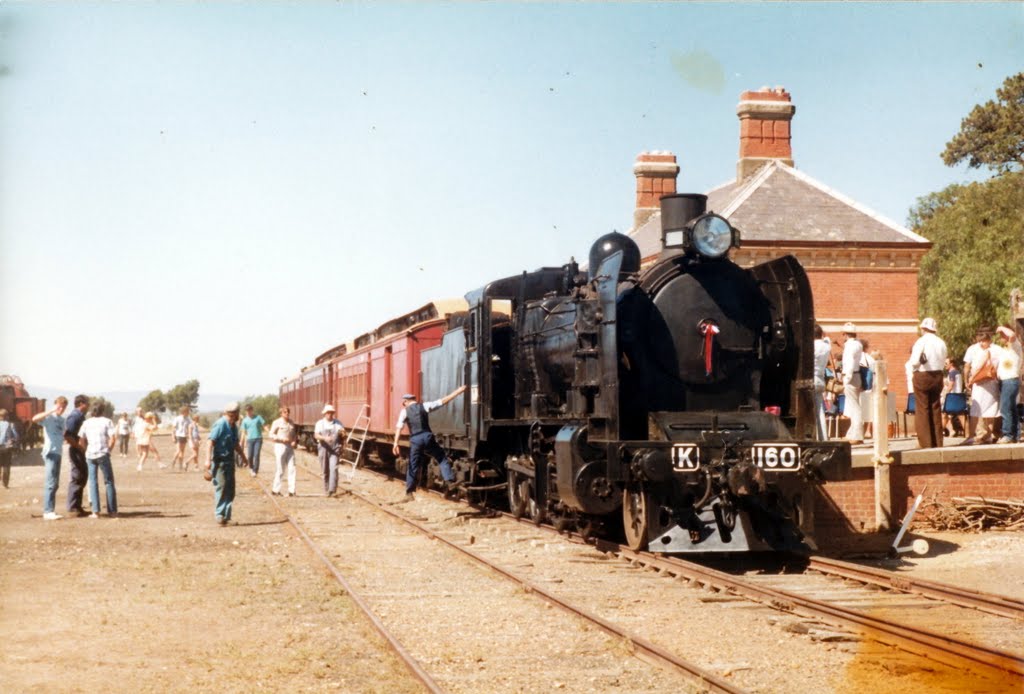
[26,385,244,415]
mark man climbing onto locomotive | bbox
[392,385,466,502]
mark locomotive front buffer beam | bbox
[553,422,851,553]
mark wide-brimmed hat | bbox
[919,317,937,333]
[321,404,335,414]
[841,322,857,334]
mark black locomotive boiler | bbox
[417,192,852,552]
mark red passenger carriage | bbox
[280,301,467,452]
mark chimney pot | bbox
[633,150,679,230]
[736,87,795,180]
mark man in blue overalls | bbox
[204,401,248,525]
[392,385,466,501]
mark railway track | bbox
[805,555,1024,621]
[610,544,1023,686]
[266,456,740,693]
[279,452,1024,691]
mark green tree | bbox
[942,72,1024,174]
[243,393,280,425]
[165,379,200,412]
[912,171,1024,358]
[138,389,166,415]
[88,396,116,419]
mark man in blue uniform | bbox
[204,401,248,525]
[392,385,466,501]
[64,395,90,515]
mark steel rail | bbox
[255,480,446,694]
[806,555,1024,621]
[598,541,1024,683]
[295,455,1022,685]
[340,487,748,694]
[289,458,746,692]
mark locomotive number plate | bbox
[752,444,801,471]
[672,445,700,471]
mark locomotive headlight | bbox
[691,214,737,258]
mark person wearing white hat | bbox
[840,323,865,444]
[314,404,345,496]
[906,317,948,448]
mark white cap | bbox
[321,403,336,414]
[842,322,857,334]
[920,317,937,332]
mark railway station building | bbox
[628,86,932,409]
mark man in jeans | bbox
[392,386,466,501]
[204,402,248,525]
[996,325,1022,444]
[78,403,118,518]
[240,404,266,478]
[32,397,68,520]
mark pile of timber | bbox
[918,496,1024,531]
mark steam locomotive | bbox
[282,193,851,552]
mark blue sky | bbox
[1,2,1020,403]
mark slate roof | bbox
[631,161,929,259]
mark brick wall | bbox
[806,267,921,405]
[806,269,918,318]
[815,457,1024,543]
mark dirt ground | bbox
[0,437,421,693]
[1,436,1022,693]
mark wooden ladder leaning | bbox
[341,404,370,480]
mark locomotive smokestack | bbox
[660,193,707,240]
[633,151,679,229]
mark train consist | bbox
[282,193,851,552]
[0,375,45,448]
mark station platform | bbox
[818,435,1024,540]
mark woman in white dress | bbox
[963,327,1000,444]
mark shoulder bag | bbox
[968,349,997,386]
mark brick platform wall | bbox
[815,456,1024,541]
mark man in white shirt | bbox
[840,323,865,444]
[392,385,466,501]
[171,406,192,470]
[269,407,299,496]
[314,404,346,497]
[78,403,118,518]
[812,325,831,440]
[905,317,949,449]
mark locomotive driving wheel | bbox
[508,469,529,519]
[623,487,656,551]
[507,468,544,523]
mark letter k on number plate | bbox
[672,445,700,470]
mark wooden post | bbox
[872,360,895,531]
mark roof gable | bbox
[632,161,928,257]
[710,162,928,244]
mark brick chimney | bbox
[633,151,679,229]
[736,86,795,180]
